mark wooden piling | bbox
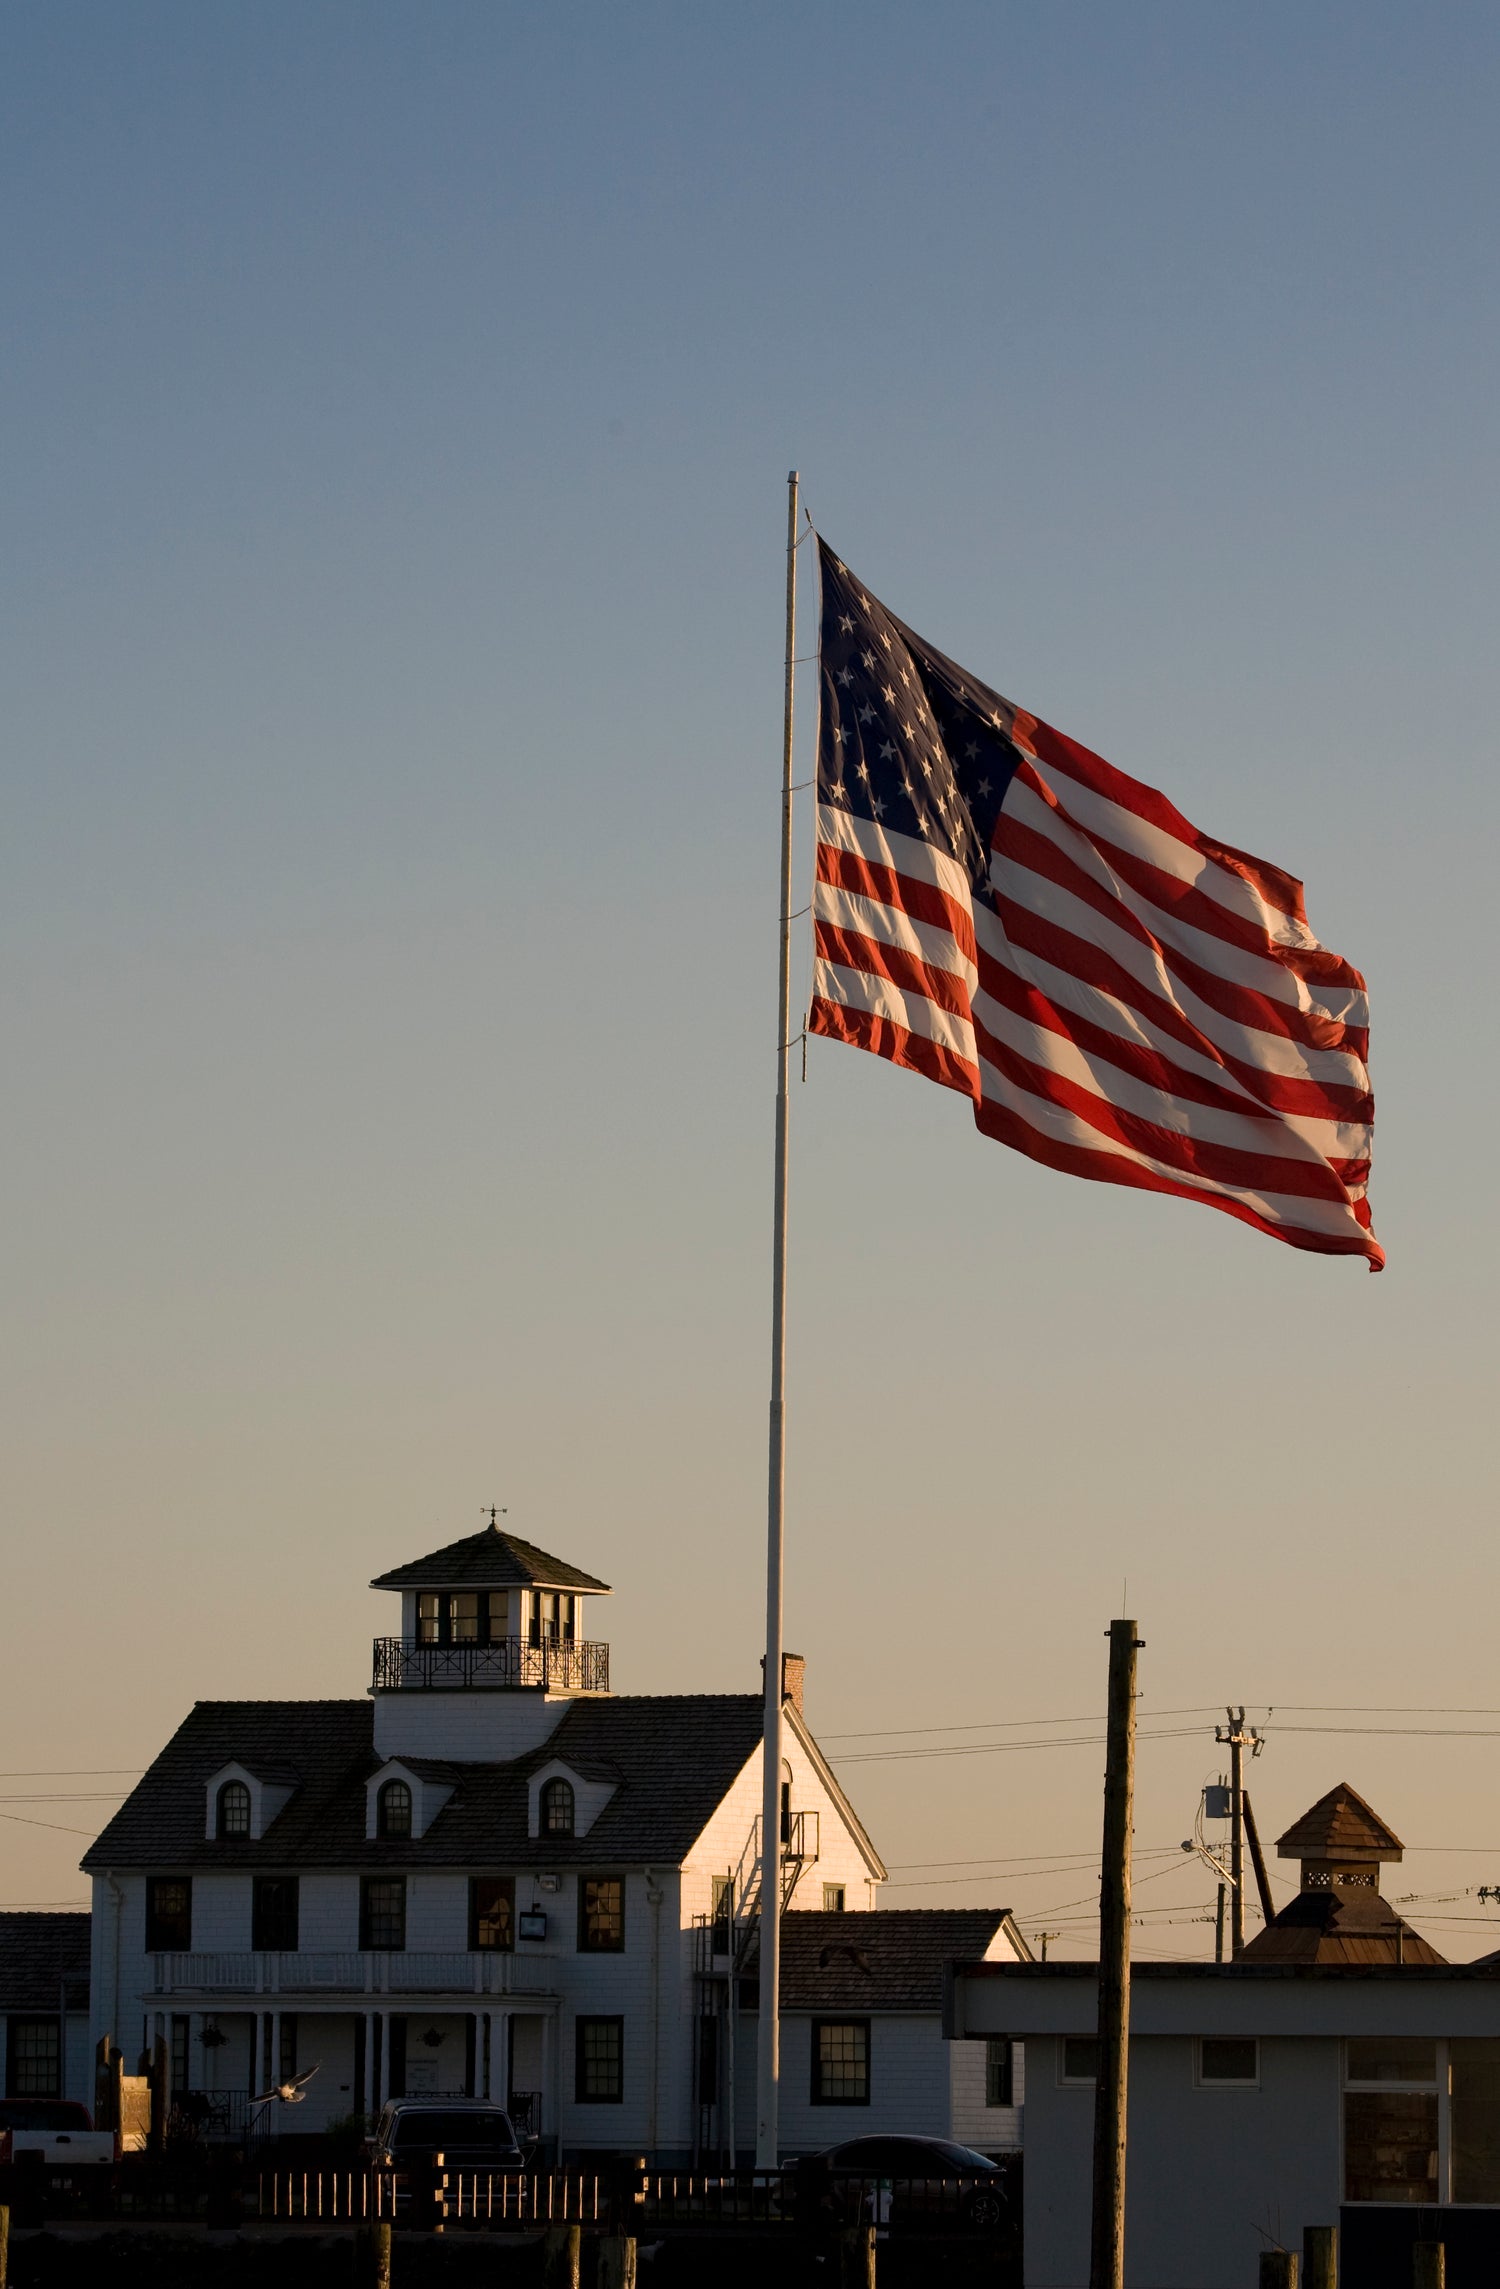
[1259,2252,1297,2289]
[355,2219,393,2288]
[542,2223,582,2289]
[598,2235,638,2289]
[839,2223,877,2288]
[1303,2225,1336,2289]
[0,2200,9,2289]
[1414,2244,1445,2289]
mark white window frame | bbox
[1059,2034,1099,2087]
[1194,2035,1260,2089]
[1340,2036,1449,2207]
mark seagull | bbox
[250,2064,321,2109]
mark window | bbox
[170,2017,188,2095]
[361,1876,407,1951]
[710,1876,732,1954]
[575,2016,624,2102]
[780,1780,792,1845]
[419,1591,507,1645]
[1061,2037,1099,2086]
[1198,2037,1258,2086]
[1345,2039,1438,2203]
[541,1779,575,1837]
[5,2018,60,2099]
[697,2015,719,2106]
[417,1593,442,1644]
[252,1876,299,1952]
[1451,2040,1500,2203]
[823,1884,847,1912]
[812,2020,870,2105]
[146,1878,193,1953]
[470,1877,515,1951]
[377,1779,413,1839]
[578,1875,625,1953]
[216,1781,252,1839]
[986,2038,1014,2107]
[449,1592,480,1643]
[279,2016,298,2083]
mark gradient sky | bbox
[4,3,1497,1959]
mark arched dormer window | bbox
[377,1779,413,1839]
[541,1778,575,1837]
[217,1780,251,1839]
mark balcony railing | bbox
[150,1950,548,1997]
[372,1636,609,1693]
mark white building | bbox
[82,1520,1029,2160]
[947,1785,1496,2289]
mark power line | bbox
[0,1768,144,1779]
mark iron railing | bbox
[372,1637,610,1692]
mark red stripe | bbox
[972,1097,1384,1267]
[816,840,978,964]
[1011,767,1366,994]
[813,919,974,1023]
[1024,722,1310,927]
[808,995,981,1100]
[989,893,1375,1124]
[970,1016,1356,1204]
[996,816,1368,1058]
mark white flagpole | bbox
[756,469,799,2169]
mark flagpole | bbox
[756,468,799,2170]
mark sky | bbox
[3,2,1497,1961]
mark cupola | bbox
[1240,1782,1446,1966]
[368,1518,612,1761]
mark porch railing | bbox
[151,1950,549,1997]
[372,1637,609,1692]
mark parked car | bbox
[367,2100,529,2178]
[0,2099,116,2168]
[786,2135,1013,2231]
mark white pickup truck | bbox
[0,2099,117,2167]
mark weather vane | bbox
[483,1505,508,1529]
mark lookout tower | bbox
[1241,1782,1445,1966]
[369,1519,612,1759]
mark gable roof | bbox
[772,1910,1025,2011]
[82,1695,765,1872]
[784,1705,887,1884]
[0,1913,91,2010]
[370,1526,611,1595]
[1276,1783,1404,1865]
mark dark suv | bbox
[368,2100,529,2176]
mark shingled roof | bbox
[0,1913,91,2010]
[82,1695,765,1872]
[1241,1886,1445,1966]
[1276,1783,1404,1865]
[370,1525,611,1595]
[767,1911,1028,2010]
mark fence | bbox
[0,2156,1020,2238]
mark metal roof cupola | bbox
[369,1516,613,1763]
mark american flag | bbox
[808,541,1382,1269]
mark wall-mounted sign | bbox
[517,1909,547,1942]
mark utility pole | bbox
[1090,1616,1143,2289]
[1035,1931,1062,1964]
[1215,1708,1262,1960]
[1214,1884,1226,1964]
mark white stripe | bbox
[1002,776,1370,1028]
[813,880,978,995]
[989,854,1370,1090]
[817,804,976,908]
[1021,758,1322,952]
[975,1058,1370,1243]
[813,959,979,1073]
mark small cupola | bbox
[1241,1782,1446,1965]
[369,1518,612,1697]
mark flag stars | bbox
[836,666,854,687]
[882,684,896,703]
[838,614,855,634]
[870,795,885,817]
[977,777,992,798]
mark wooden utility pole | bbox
[1243,1793,1277,1927]
[1215,1708,1261,1959]
[1089,1616,1143,2289]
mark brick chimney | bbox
[761,1652,805,1716]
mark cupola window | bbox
[216,1781,252,1839]
[541,1778,575,1836]
[377,1779,413,1839]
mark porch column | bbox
[268,2009,281,2096]
[188,2013,204,2091]
[481,2012,491,2100]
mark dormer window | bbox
[216,1781,251,1839]
[541,1778,575,1836]
[377,1779,413,1839]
